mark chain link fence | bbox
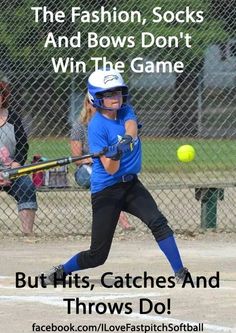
[0,0,236,236]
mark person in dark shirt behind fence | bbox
[0,74,38,236]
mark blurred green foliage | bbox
[0,0,231,71]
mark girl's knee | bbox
[79,250,109,269]
[14,177,37,207]
[89,253,108,267]
[19,177,36,194]
[148,217,173,241]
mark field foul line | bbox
[0,275,235,289]
[0,292,167,301]
[0,294,234,333]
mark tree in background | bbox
[0,0,231,137]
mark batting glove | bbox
[104,145,123,161]
[103,135,134,161]
[117,135,134,154]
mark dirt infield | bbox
[0,234,236,333]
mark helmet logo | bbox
[104,75,119,84]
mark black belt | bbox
[119,174,137,183]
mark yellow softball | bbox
[177,145,196,163]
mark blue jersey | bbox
[88,105,142,193]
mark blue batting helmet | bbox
[87,68,129,110]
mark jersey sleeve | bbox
[12,112,29,165]
[118,104,137,123]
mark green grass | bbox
[142,138,236,173]
[29,137,70,160]
[28,137,236,173]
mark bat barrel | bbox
[0,150,104,180]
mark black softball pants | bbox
[78,177,173,269]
